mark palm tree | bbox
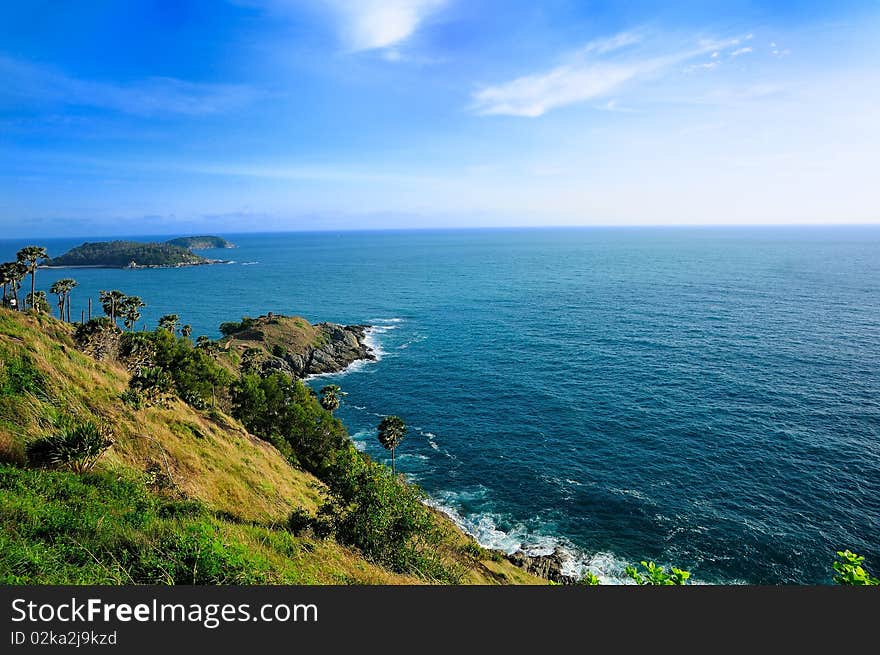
[319,385,344,412]
[5,261,28,310]
[16,246,48,310]
[158,314,180,334]
[120,296,145,331]
[181,324,192,339]
[377,415,407,474]
[0,262,14,307]
[49,278,77,321]
[98,290,127,325]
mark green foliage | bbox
[319,384,343,412]
[832,550,879,585]
[26,418,113,474]
[578,571,601,585]
[25,291,50,314]
[120,388,144,409]
[119,295,145,330]
[271,343,286,358]
[158,314,180,333]
[0,346,45,397]
[232,372,348,474]
[219,316,256,337]
[47,241,207,268]
[625,561,691,585]
[165,236,233,250]
[0,464,275,584]
[129,366,174,407]
[121,329,233,409]
[316,448,459,582]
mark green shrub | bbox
[232,372,348,474]
[833,550,879,585]
[120,388,143,409]
[26,419,113,473]
[625,561,690,585]
[129,366,174,407]
[317,448,460,582]
[578,571,601,585]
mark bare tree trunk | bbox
[66,294,71,322]
[30,272,35,310]
[88,297,92,321]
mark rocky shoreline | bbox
[264,323,375,378]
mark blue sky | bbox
[1,0,879,237]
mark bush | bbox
[120,388,143,409]
[26,419,113,473]
[129,366,174,407]
[232,372,348,474]
[317,448,459,582]
[833,550,879,585]
[625,561,690,585]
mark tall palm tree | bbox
[98,290,127,325]
[377,415,407,474]
[16,246,48,310]
[319,385,344,412]
[49,278,77,321]
[120,296,145,331]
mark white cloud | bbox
[0,56,255,116]
[323,0,448,52]
[471,33,740,117]
[730,46,753,57]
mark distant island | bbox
[44,238,232,269]
[166,235,236,250]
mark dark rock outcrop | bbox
[275,323,373,378]
[503,548,574,584]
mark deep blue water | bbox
[4,227,879,584]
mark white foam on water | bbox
[423,491,640,584]
[241,261,259,265]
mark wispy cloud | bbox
[321,0,448,52]
[0,56,256,116]
[730,46,753,57]
[471,32,740,118]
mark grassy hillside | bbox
[218,314,322,358]
[0,309,540,585]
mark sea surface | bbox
[4,227,879,584]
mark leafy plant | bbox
[626,561,691,585]
[832,550,879,585]
[26,418,113,473]
[578,571,601,585]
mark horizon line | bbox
[5,221,880,242]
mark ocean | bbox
[4,227,879,584]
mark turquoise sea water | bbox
[4,227,879,583]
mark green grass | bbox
[0,464,414,585]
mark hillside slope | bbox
[0,309,540,585]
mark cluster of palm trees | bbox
[1,245,48,312]
[1,245,85,322]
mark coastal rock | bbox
[220,315,374,379]
[504,548,574,584]
[289,323,373,377]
